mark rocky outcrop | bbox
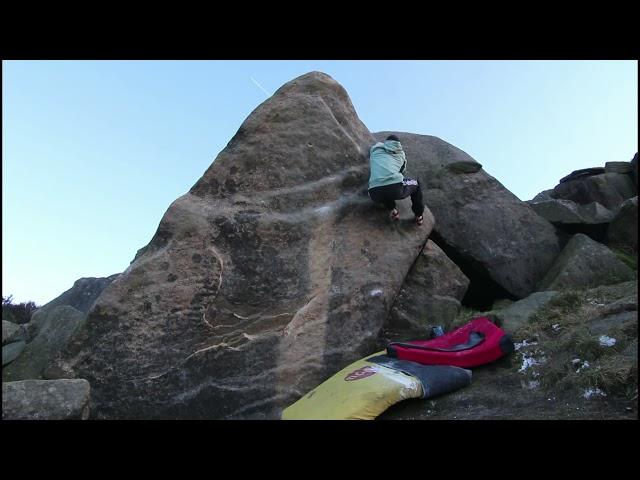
[552,172,636,211]
[386,240,469,336]
[2,379,90,420]
[605,162,634,174]
[374,132,561,301]
[538,234,635,291]
[2,275,118,382]
[529,156,638,247]
[607,196,638,253]
[45,72,436,419]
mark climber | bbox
[368,134,425,225]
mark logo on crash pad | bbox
[345,366,377,381]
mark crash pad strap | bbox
[388,331,485,353]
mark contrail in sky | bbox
[250,76,271,98]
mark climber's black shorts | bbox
[368,178,425,217]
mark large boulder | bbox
[538,234,635,291]
[2,379,90,420]
[605,161,634,174]
[45,72,434,419]
[529,199,614,225]
[632,153,638,187]
[3,341,26,367]
[386,240,469,336]
[529,199,614,244]
[607,196,638,253]
[375,132,561,300]
[577,202,617,224]
[2,275,118,382]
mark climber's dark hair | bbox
[386,134,400,142]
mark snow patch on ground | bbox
[572,359,590,373]
[518,353,546,373]
[583,388,607,399]
[599,335,616,347]
[515,339,538,351]
[521,380,540,390]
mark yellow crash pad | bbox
[282,351,423,420]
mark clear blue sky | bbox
[2,60,638,305]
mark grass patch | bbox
[610,245,638,271]
[578,355,638,397]
[511,281,638,401]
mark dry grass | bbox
[509,282,637,400]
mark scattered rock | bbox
[489,291,559,333]
[598,294,637,317]
[530,199,614,244]
[2,341,26,366]
[607,196,638,252]
[530,199,584,224]
[2,379,90,420]
[538,234,635,291]
[589,311,637,336]
[3,306,85,381]
[2,320,26,346]
[492,298,514,310]
[577,202,616,224]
